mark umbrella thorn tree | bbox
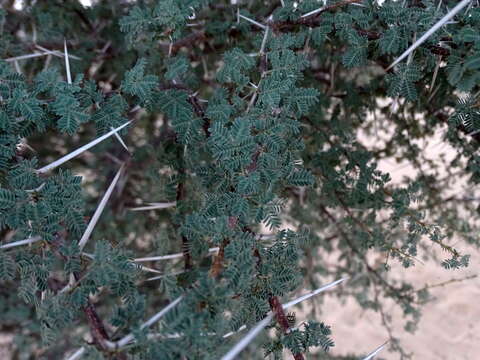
[0,0,479,359]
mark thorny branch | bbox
[318,204,415,306]
[47,235,122,357]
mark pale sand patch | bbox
[0,333,13,359]
[321,251,479,359]
[318,123,480,359]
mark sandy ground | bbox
[321,250,479,359]
[0,334,13,359]
[319,128,480,360]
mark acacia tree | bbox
[0,0,479,359]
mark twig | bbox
[65,297,183,358]
[413,274,478,294]
[175,150,192,270]
[13,60,22,74]
[269,296,305,360]
[84,301,111,349]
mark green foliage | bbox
[0,1,479,360]
[0,253,16,280]
[157,89,204,144]
[52,88,90,134]
[217,48,255,86]
[121,59,159,105]
[342,32,368,68]
[387,63,422,101]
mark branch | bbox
[47,236,114,359]
[209,217,237,278]
[83,301,111,349]
[66,297,183,359]
[318,204,415,305]
[159,83,210,137]
[175,158,192,271]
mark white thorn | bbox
[300,6,326,18]
[59,273,76,294]
[4,47,82,62]
[80,252,160,274]
[4,52,48,62]
[129,105,142,113]
[0,236,42,250]
[134,247,219,262]
[223,325,247,339]
[35,45,82,60]
[259,26,269,55]
[221,314,273,360]
[78,164,124,251]
[436,0,443,12]
[238,14,267,29]
[387,0,472,70]
[468,129,480,137]
[128,201,176,211]
[105,296,183,350]
[406,32,416,65]
[65,347,85,360]
[64,39,72,84]
[137,264,162,274]
[110,126,130,152]
[145,271,184,281]
[428,56,441,96]
[14,60,22,74]
[282,277,348,310]
[36,121,131,173]
[361,341,389,360]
